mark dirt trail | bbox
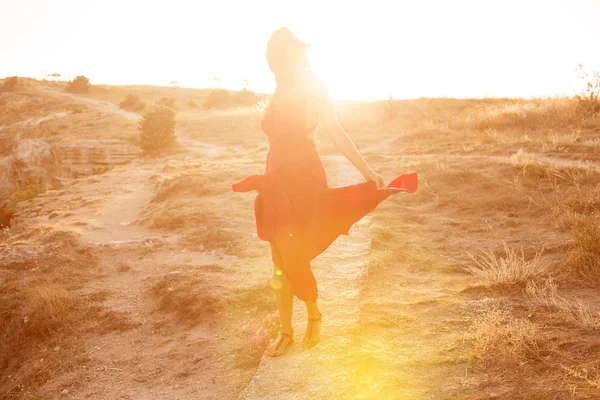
[238,155,470,399]
[239,156,373,399]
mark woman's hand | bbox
[364,168,387,190]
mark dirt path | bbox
[239,156,374,399]
[237,155,471,399]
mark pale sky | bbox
[2,0,600,100]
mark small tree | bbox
[66,75,91,93]
[203,89,233,109]
[1,76,19,91]
[232,89,259,106]
[120,93,147,112]
[156,96,176,109]
[187,99,199,109]
[139,106,176,152]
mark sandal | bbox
[303,313,322,348]
[266,331,294,357]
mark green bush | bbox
[1,76,19,91]
[139,106,176,152]
[66,75,91,93]
[119,93,146,112]
[156,96,176,109]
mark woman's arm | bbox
[315,81,387,189]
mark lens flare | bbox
[270,279,283,290]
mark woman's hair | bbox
[266,27,310,86]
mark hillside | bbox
[1,78,600,399]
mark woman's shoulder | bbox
[304,73,327,94]
[298,73,330,104]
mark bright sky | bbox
[2,0,600,100]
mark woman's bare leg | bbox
[303,301,321,348]
[266,268,294,356]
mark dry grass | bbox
[526,279,600,330]
[0,229,134,398]
[467,308,540,360]
[151,270,221,326]
[552,187,600,279]
[143,163,256,255]
[565,212,600,279]
[466,242,547,286]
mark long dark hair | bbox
[266,28,310,87]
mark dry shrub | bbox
[139,105,176,153]
[509,148,535,166]
[467,309,540,360]
[515,162,600,191]
[156,96,176,109]
[575,64,600,117]
[65,75,90,93]
[466,242,547,286]
[22,283,78,339]
[564,194,600,216]
[151,172,213,203]
[183,224,244,254]
[119,93,146,112]
[1,76,19,91]
[203,89,232,109]
[232,89,259,107]
[0,230,134,397]
[151,271,220,325]
[466,98,582,136]
[0,280,88,397]
[526,279,600,330]
[187,99,198,109]
[565,212,600,279]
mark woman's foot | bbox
[266,331,294,357]
[303,313,322,348]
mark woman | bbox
[232,28,418,357]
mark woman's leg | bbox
[266,267,294,356]
[274,268,294,335]
[303,300,321,348]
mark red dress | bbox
[232,94,417,302]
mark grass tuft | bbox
[466,242,547,286]
[466,308,540,360]
[151,271,220,326]
[526,279,600,330]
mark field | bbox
[1,77,600,399]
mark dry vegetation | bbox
[1,77,599,398]
[356,90,600,398]
[151,270,221,326]
[0,229,134,398]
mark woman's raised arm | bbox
[315,81,386,189]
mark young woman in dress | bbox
[233,28,417,357]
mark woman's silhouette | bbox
[233,28,417,356]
